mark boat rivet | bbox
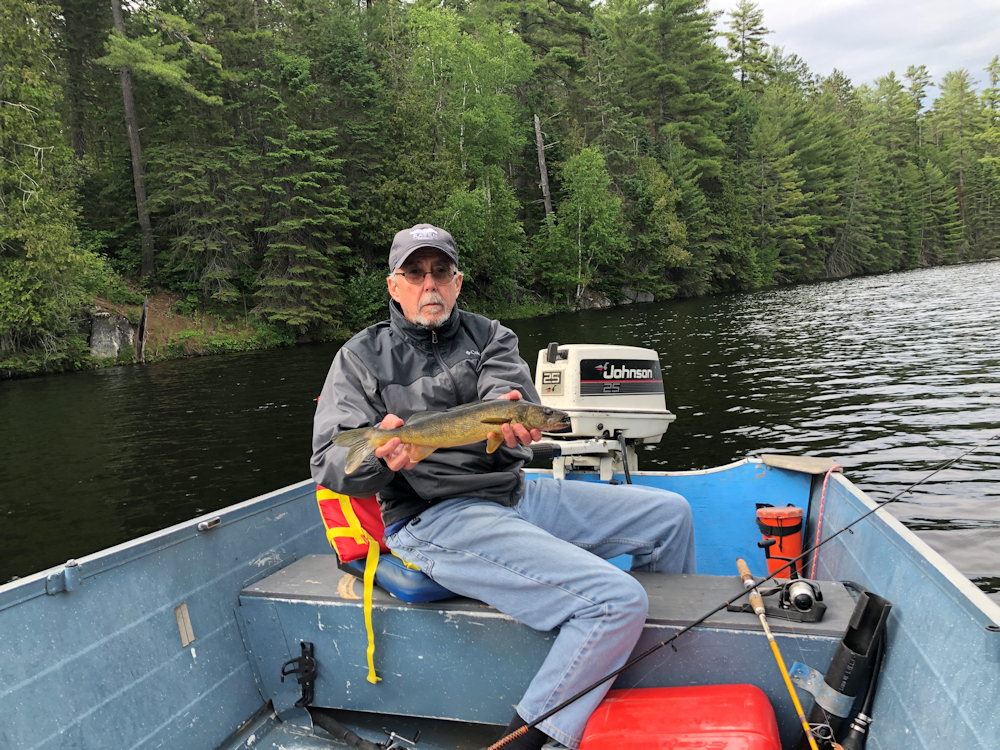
[987,625,1000,633]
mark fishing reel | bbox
[728,578,826,623]
[780,579,823,613]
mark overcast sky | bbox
[706,0,1000,94]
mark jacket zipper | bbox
[432,330,461,401]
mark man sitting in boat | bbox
[311,223,696,750]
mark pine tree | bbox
[595,0,730,298]
[724,0,771,93]
[744,86,813,283]
[904,64,934,148]
[139,0,265,306]
[929,69,986,256]
[790,85,847,278]
[870,72,914,164]
[969,57,1000,257]
[913,159,963,264]
[621,0,728,177]
[54,0,114,158]
[145,139,259,304]
[252,48,353,332]
[623,156,686,298]
[581,11,639,175]
[307,6,388,258]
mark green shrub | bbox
[172,295,201,317]
[115,344,135,364]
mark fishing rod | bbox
[737,557,820,750]
[488,433,1000,750]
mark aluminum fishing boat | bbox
[2,344,998,750]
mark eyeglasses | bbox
[394,266,457,286]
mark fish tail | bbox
[332,428,380,474]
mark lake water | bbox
[2,262,998,599]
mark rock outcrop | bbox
[621,287,655,304]
[576,289,613,310]
[89,311,136,359]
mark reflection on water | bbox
[2,263,998,600]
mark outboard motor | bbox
[534,343,676,480]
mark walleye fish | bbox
[332,400,571,474]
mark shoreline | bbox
[3,256,998,381]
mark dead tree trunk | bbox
[135,296,149,363]
[534,114,553,220]
[111,0,155,281]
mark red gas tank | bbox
[580,684,781,750]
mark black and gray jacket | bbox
[310,301,541,526]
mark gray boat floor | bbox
[224,706,503,750]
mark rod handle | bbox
[736,558,765,615]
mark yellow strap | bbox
[326,527,371,546]
[338,496,367,543]
[391,549,422,571]
[315,490,382,684]
[360,534,382,684]
[323,527,382,684]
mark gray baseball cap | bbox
[388,224,459,271]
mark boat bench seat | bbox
[238,554,857,749]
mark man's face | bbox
[388,247,463,329]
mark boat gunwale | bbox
[824,469,1000,627]
[0,478,318,612]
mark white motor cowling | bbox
[533,343,676,479]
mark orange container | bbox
[756,504,804,577]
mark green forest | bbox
[3,0,1000,376]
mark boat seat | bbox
[339,554,454,603]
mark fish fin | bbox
[332,428,376,474]
[404,444,437,463]
[405,411,438,424]
[480,417,511,425]
[446,400,487,411]
[486,432,505,454]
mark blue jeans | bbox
[385,477,696,748]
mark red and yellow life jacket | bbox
[316,486,414,684]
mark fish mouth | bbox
[545,413,572,432]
